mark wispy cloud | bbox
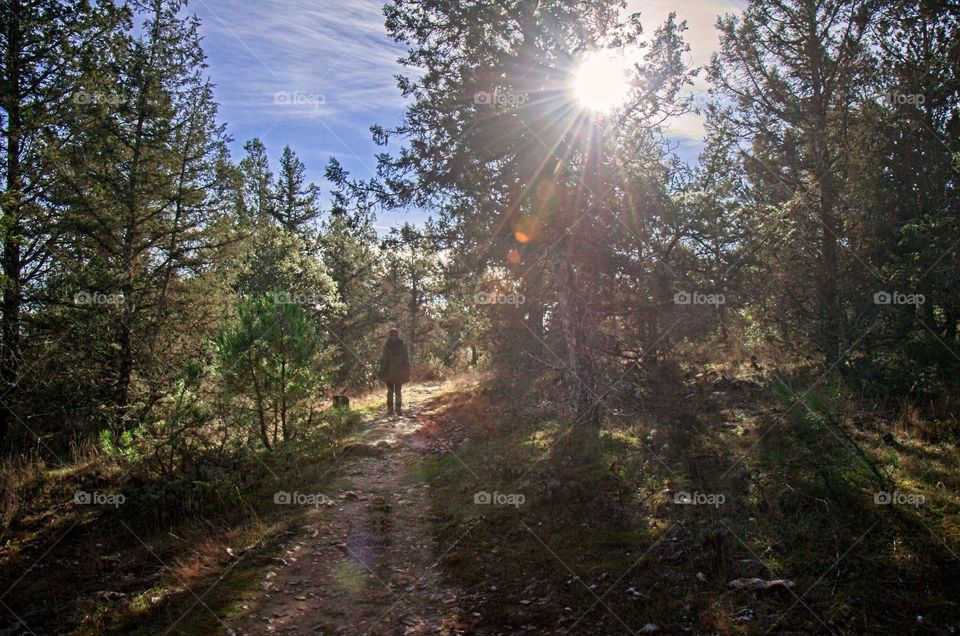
[189,0,410,189]
[194,0,406,125]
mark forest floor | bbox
[197,370,960,635]
[2,371,959,634]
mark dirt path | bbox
[229,382,466,635]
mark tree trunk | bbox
[408,268,420,365]
[817,161,843,363]
[555,242,602,430]
[248,352,271,449]
[113,0,165,431]
[527,299,545,357]
[811,65,843,363]
[280,357,288,442]
[0,0,24,448]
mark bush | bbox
[215,295,335,448]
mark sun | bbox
[573,51,630,113]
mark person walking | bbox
[378,328,411,415]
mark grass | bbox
[0,402,364,635]
[407,366,960,633]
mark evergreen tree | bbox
[274,145,320,231]
[0,0,127,445]
[50,0,232,429]
[319,207,386,387]
[709,0,876,361]
[216,296,331,448]
[239,137,274,222]
[367,0,694,429]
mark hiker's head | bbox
[389,328,399,339]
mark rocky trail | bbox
[229,382,469,636]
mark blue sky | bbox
[190,0,745,228]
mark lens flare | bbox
[513,216,540,244]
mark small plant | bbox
[215,294,336,449]
[772,377,842,429]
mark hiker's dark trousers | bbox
[387,384,403,412]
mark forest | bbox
[1,0,958,633]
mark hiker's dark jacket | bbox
[378,336,411,384]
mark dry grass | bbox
[0,451,46,534]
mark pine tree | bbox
[709,0,876,361]
[239,138,275,223]
[319,207,385,387]
[274,145,320,231]
[0,0,127,446]
[51,0,232,429]
[367,0,694,429]
[216,296,331,448]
